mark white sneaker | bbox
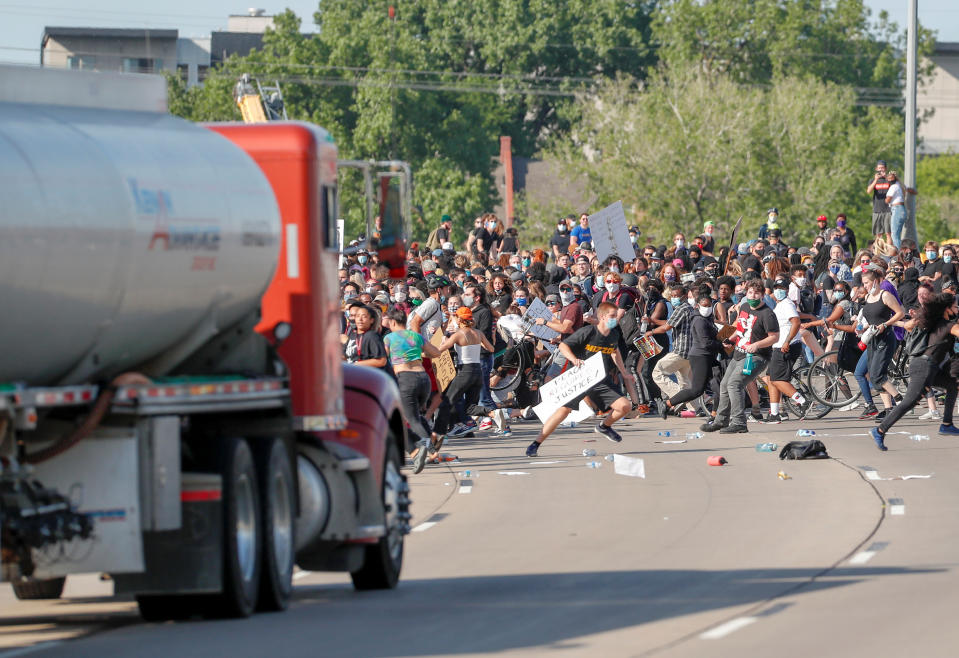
[493,408,507,431]
[919,409,941,420]
[478,418,494,431]
[838,401,859,412]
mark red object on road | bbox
[707,455,728,466]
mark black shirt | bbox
[471,303,494,356]
[501,236,518,253]
[872,177,891,213]
[740,254,761,273]
[436,226,450,243]
[472,227,491,253]
[563,324,627,373]
[345,329,390,372]
[549,230,571,258]
[730,303,779,361]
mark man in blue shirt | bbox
[570,212,592,249]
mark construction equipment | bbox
[234,73,287,123]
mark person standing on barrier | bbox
[701,279,780,434]
[525,302,638,457]
[870,293,959,451]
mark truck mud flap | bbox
[114,473,223,596]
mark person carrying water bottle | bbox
[701,279,779,434]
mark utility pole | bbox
[904,0,919,244]
[388,5,397,161]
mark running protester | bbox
[526,302,639,457]
[702,279,779,434]
[870,293,959,451]
[658,290,723,418]
[855,268,905,421]
[763,276,807,424]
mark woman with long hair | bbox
[433,307,496,438]
[659,262,680,287]
[870,293,959,450]
[854,268,905,420]
[487,273,514,313]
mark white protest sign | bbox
[588,200,634,263]
[524,298,559,344]
[533,352,606,424]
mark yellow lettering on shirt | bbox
[585,344,615,354]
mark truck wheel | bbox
[350,438,408,590]
[254,437,295,611]
[136,595,200,621]
[11,577,65,600]
[213,437,262,617]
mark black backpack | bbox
[798,284,817,315]
[779,440,829,460]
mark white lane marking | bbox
[529,461,566,465]
[0,642,64,657]
[458,485,472,494]
[412,522,437,533]
[890,504,906,515]
[700,616,757,639]
[865,470,881,480]
[497,471,530,475]
[293,570,313,580]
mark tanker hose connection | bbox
[22,372,151,465]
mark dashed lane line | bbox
[699,616,757,639]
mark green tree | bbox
[549,64,902,247]
[916,153,959,240]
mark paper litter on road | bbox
[529,461,567,465]
[896,474,933,480]
[497,471,531,476]
[612,454,645,478]
[655,439,687,444]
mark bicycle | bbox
[806,349,863,409]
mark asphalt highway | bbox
[2,409,958,657]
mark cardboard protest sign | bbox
[524,298,560,344]
[533,352,605,424]
[430,331,456,392]
[589,201,633,263]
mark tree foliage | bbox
[550,64,902,246]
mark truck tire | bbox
[213,437,262,617]
[350,438,408,590]
[254,437,295,611]
[11,577,65,600]
[136,595,200,621]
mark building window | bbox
[67,55,95,70]
[122,58,162,73]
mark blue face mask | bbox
[834,291,846,300]
[946,255,954,264]
[515,298,528,306]
[927,250,938,260]
[732,294,742,304]
[522,258,531,267]
[605,317,618,330]
[773,289,787,301]
[829,265,840,274]
[358,255,368,265]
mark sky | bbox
[0,0,956,67]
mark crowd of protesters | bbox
[340,160,959,466]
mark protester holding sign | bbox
[526,302,638,457]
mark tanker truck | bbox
[0,65,412,619]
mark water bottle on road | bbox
[658,431,672,437]
[796,429,816,437]
[583,448,597,457]
[686,432,704,440]
[755,442,778,452]
[909,434,930,441]
[586,461,602,468]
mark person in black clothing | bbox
[549,219,572,261]
[636,280,669,406]
[501,227,519,255]
[659,290,723,418]
[344,305,391,374]
[898,267,921,311]
[835,214,857,257]
[436,214,452,244]
[526,302,639,456]
[740,241,765,274]
[462,283,497,409]
[871,293,959,451]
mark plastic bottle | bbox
[586,461,602,468]
[657,431,672,437]
[796,429,816,437]
[459,470,479,478]
[909,434,930,441]
[582,448,597,457]
[858,325,877,351]
[604,454,615,462]
[742,353,754,375]
[755,442,778,452]
[686,432,704,440]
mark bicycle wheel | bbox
[785,365,830,420]
[806,350,862,408]
[889,347,910,396]
[491,342,527,392]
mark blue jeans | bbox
[890,204,906,247]
[480,354,496,409]
[854,350,874,407]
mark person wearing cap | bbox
[432,306,497,440]
[549,217,572,261]
[702,221,717,256]
[815,215,830,240]
[410,274,452,340]
[525,301,638,457]
[570,212,592,250]
[766,228,788,257]
[868,160,892,243]
[427,214,453,251]
[761,276,808,423]
[759,208,779,240]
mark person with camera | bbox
[868,160,892,243]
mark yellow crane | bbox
[233,73,287,123]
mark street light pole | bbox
[904,0,919,244]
